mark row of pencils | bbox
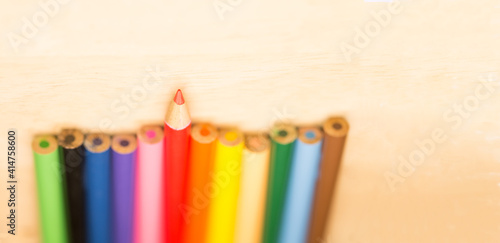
[31,90,349,243]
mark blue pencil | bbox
[84,133,112,243]
[278,127,323,243]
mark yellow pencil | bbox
[234,133,271,243]
[206,128,244,243]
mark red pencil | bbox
[164,89,191,243]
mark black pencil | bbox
[58,129,86,243]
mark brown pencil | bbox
[306,117,349,243]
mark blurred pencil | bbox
[279,127,323,243]
[206,128,244,243]
[111,134,137,243]
[183,123,218,243]
[262,124,297,243]
[234,133,271,243]
[84,133,112,243]
[33,135,69,243]
[306,117,349,243]
[135,125,164,243]
[58,129,85,243]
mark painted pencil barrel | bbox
[234,133,271,243]
[135,125,164,243]
[279,127,323,243]
[163,89,191,243]
[206,128,244,243]
[57,129,86,243]
[306,117,349,243]
[262,124,297,243]
[33,135,69,243]
[111,134,137,243]
[84,133,112,243]
[184,123,218,243]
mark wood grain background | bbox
[1,0,500,242]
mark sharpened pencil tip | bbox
[174,89,185,105]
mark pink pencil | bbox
[134,125,165,243]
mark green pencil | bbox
[32,135,69,243]
[262,124,297,243]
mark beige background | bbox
[1,0,500,242]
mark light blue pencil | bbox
[278,127,323,243]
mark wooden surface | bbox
[1,0,500,242]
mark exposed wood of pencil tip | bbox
[58,129,84,149]
[298,127,323,145]
[270,124,297,145]
[218,128,244,147]
[323,117,349,138]
[244,133,270,152]
[191,123,218,144]
[165,90,191,130]
[84,133,111,153]
[111,134,137,154]
[32,135,59,154]
[137,125,164,144]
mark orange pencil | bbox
[183,123,218,243]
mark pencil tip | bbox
[174,89,185,105]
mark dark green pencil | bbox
[262,124,297,243]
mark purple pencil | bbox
[111,134,137,243]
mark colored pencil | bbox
[279,127,323,243]
[57,129,85,243]
[32,135,69,243]
[183,123,218,243]
[135,125,165,243]
[111,134,137,243]
[306,117,349,243]
[84,133,112,243]
[262,124,297,243]
[206,128,244,243]
[164,89,191,243]
[234,133,271,243]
